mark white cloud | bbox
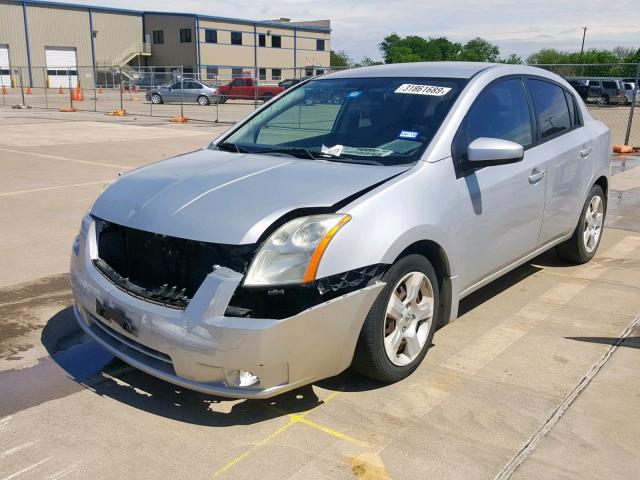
[46,0,640,61]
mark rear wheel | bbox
[556,185,605,263]
[352,254,439,382]
[262,92,274,103]
[150,93,163,104]
[218,94,227,104]
[197,95,210,106]
[602,94,610,105]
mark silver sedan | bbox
[145,80,220,105]
[71,62,610,398]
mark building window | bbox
[316,39,325,51]
[182,66,194,78]
[271,35,281,48]
[231,31,242,45]
[180,28,192,43]
[272,68,281,81]
[316,69,325,75]
[231,68,243,78]
[258,68,266,81]
[152,30,164,44]
[258,34,266,47]
[305,67,314,77]
[206,67,218,80]
[205,29,217,43]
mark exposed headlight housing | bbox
[244,214,351,286]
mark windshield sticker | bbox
[347,91,363,98]
[398,130,420,140]
[395,84,451,96]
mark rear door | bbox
[529,79,593,244]
[45,47,77,88]
[453,77,547,291]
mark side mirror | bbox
[467,137,524,167]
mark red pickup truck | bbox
[217,77,284,103]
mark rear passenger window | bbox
[527,79,571,139]
[602,81,617,89]
[564,90,581,127]
[453,78,533,161]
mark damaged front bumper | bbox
[70,218,384,399]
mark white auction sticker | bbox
[395,84,451,96]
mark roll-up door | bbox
[45,47,77,88]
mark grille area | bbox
[93,217,256,308]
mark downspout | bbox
[196,16,201,77]
[253,23,257,78]
[22,1,33,86]
[293,28,297,78]
[88,8,97,86]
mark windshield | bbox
[217,77,467,165]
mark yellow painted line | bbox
[291,415,370,448]
[0,180,111,197]
[212,419,296,478]
[213,391,371,477]
[0,146,129,169]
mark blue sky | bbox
[46,0,640,61]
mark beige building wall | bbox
[0,0,28,85]
[93,11,143,66]
[144,14,197,68]
[25,4,93,87]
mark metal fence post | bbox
[1,68,6,106]
[119,68,124,111]
[180,65,184,117]
[624,62,640,146]
[19,67,26,106]
[42,66,48,108]
[68,67,74,109]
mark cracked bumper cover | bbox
[70,220,384,399]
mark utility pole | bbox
[580,26,587,76]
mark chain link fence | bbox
[1,62,638,146]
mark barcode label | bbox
[395,84,451,96]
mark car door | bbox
[452,77,547,292]
[163,82,181,102]
[184,81,201,102]
[528,79,594,245]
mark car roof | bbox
[323,61,499,80]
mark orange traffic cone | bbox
[1,86,7,95]
[58,86,64,94]
[26,86,32,94]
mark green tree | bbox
[459,37,500,62]
[353,57,384,67]
[330,50,350,68]
[500,53,523,64]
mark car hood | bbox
[91,148,409,244]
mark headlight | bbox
[244,214,351,286]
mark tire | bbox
[218,94,227,104]
[556,185,606,264]
[197,95,210,106]
[352,254,439,383]
[262,92,274,103]
[602,94,610,105]
[150,93,163,104]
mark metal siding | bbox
[26,4,92,87]
[92,11,143,66]
[0,1,28,73]
[144,14,196,67]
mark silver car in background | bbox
[145,79,220,105]
[71,62,610,398]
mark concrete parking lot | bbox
[1,107,639,479]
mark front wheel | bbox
[352,254,439,382]
[197,95,210,106]
[556,185,605,263]
[262,92,274,103]
[150,93,163,104]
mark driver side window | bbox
[453,78,533,163]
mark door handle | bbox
[580,146,592,157]
[528,168,546,184]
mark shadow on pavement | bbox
[566,336,640,349]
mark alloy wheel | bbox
[383,271,434,366]
[583,195,604,253]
